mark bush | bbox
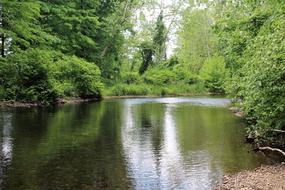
[200,56,227,93]
[233,13,285,131]
[173,67,199,84]
[0,49,57,104]
[110,84,150,96]
[49,55,103,99]
[0,49,103,104]
[121,72,141,84]
[143,69,176,85]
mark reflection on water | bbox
[0,97,269,190]
[0,112,13,188]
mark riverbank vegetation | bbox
[0,0,135,104]
[214,1,285,150]
[1,0,285,148]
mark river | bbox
[0,97,269,190]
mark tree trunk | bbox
[1,33,5,57]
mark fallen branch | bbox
[254,146,285,157]
[268,129,285,134]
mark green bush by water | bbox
[0,50,57,104]
[49,55,103,99]
[0,49,103,104]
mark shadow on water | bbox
[0,97,271,190]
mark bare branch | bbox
[268,129,285,134]
[254,146,285,157]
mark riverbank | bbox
[0,93,218,108]
[103,93,215,99]
[215,163,285,190]
[0,98,101,108]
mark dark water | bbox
[0,97,269,190]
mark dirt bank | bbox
[0,98,100,108]
[0,101,38,108]
[215,163,285,190]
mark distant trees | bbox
[176,2,225,93]
[138,11,167,74]
[178,7,218,73]
[153,12,167,64]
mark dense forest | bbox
[0,0,285,145]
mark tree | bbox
[0,1,49,56]
[153,12,167,63]
[177,6,218,73]
[40,0,139,79]
[214,0,285,144]
[139,41,153,74]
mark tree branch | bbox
[254,146,285,157]
[268,129,285,134]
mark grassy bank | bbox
[103,82,206,97]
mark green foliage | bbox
[106,58,206,96]
[153,12,167,63]
[215,0,285,139]
[173,67,199,85]
[39,0,137,80]
[143,64,199,86]
[105,82,205,97]
[200,56,227,93]
[177,8,218,73]
[0,49,57,104]
[0,49,103,104]
[49,55,103,99]
[234,12,285,131]
[0,0,140,103]
[108,84,150,96]
[143,69,176,85]
[139,41,154,74]
[0,1,49,54]
[166,56,179,67]
[121,72,142,84]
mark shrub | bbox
[0,49,103,104]
[143,69,176,85]
[199,56,227,93]
[121,72,141,84]
[110,84,150,96]
[233,13,285,131]
[49,55,103,99]
[173,67,199,84]
[0,49,57,104]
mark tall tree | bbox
[153,12,167,63]
[0,1,48,57]
[177,6,218,73]
[39,0,138,79]
[139,41,153,74]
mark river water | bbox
[0,97,269,190]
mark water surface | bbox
[0,97,268,190]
